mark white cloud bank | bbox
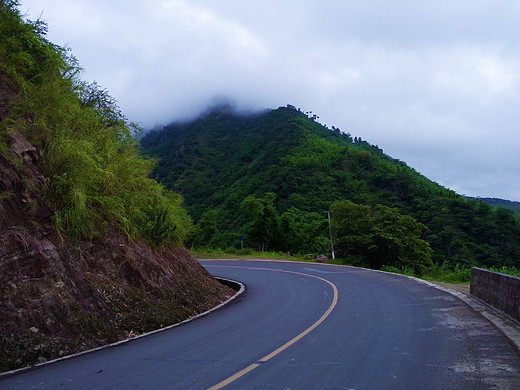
[22,0,520,200]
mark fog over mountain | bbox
[22,0,520,200]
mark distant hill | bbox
[141,105,520,268]
[465,197,520,216]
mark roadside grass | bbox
[486,266,520,278]
[383,264,520,284]
[190,247,310,262]
[191,248,520,285]
[404,263,471,285]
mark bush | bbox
[331,200,434,275]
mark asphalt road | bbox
[1,259,520,389]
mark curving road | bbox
[1,259,520,389]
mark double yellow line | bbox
[206,266,339,390]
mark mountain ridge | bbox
[141,105,520,268]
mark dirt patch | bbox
[429,281,470,296]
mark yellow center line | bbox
[206,266,339,390]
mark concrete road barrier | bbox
[471,267,520,323]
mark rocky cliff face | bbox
[0,114,232,372]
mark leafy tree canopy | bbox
[241,192,280,252]
[330,200,434,274]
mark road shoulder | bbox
[426,280,520,354]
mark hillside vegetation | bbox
[0,1,191,247]
[141,105,520,270]
[0,1,231,371]
[465,197,520,216]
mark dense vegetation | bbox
[465,197,520,216]
[0,1,191,247]
[330,200,433,274]
[141,105,520,270]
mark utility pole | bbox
[327,210,335,260]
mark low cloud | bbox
[22,0,520,200]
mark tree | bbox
[241,193,280,251]
[331,200,433,274]
[279,207,329,254]
[190,210,219,248]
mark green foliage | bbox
[380,265,417,277]
[236,192,330,254]
[422,262,471,284]
[241,193,280,251]
[486,266,520,278]
[189,210,219,248]
[279,208,329,254]
[381,262,520,284]
[331,200,434,275]
[465,197,520,216]
[141,104,520,268]
[381,263,471,284]
[190,247,307,261]
[0,3,191,247]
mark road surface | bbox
[1,259,519,389]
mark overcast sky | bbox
[21,0,520,201]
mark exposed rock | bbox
[316,254,328,263]
[8,132,38,163]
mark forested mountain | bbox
[141,105,520,269]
